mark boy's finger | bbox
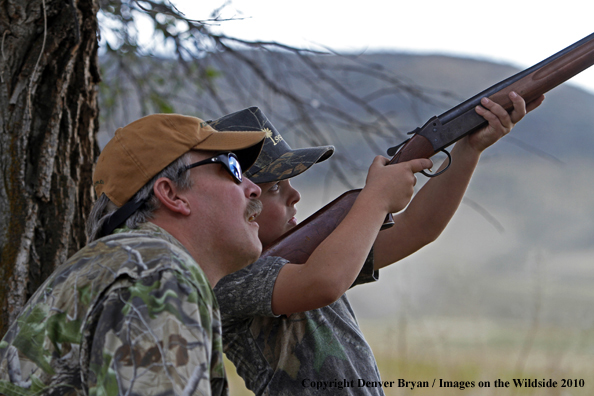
[508,91,528,123]
[526,94,545,113]
[406,158,433,173]
[480,97,511,125]
[372,155,390,166]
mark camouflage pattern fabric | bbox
[207,107,334,184]
[214,255,384,396]
[0,222,228,396]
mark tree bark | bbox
[0,0,100,337]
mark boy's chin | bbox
[285,223,296,233]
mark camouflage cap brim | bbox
[208,107,335,184]
[246,145,334,183]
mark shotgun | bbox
[262,32,594,263]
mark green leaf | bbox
[12,305,54,375]
[0,380,34,396]
[46,312,82,346]
[89,353,119,396]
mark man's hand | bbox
[470,91,545,152]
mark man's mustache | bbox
[245,199,263,222]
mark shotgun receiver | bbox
[262,32,594,263]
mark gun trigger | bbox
[420,148,452,178]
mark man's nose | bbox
[244,177,261,198]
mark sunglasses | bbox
[178,152,243,183]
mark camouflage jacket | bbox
[0,223,228,396]
[214,254,384,396]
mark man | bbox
[0,113,266,395]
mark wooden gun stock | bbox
[262,32,594,263]
[261,190,361,262]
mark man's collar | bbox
[112,222,188,253]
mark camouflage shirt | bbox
[0,222,228,396]
[214,254,384,396]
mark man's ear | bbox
[153,177,191,216]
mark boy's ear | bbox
[153,177,191,216]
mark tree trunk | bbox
[0,0,100,337]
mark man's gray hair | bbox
[86,152,193,243]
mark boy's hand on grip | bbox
[363,156,433,214]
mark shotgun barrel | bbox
[388,32,594,164]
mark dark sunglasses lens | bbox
[228,155,242,183]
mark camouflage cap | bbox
[208,107,334,184]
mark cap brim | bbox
[194,130,266,171]
[247,145,334,183]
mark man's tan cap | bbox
[93,113,266,207]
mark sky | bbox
[170,0,594,94]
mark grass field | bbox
[363,317,594,395]
[224,316,594,395]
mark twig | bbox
[462,196,505,234]
[512,252,544,395]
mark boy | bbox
[213,94,541,395]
